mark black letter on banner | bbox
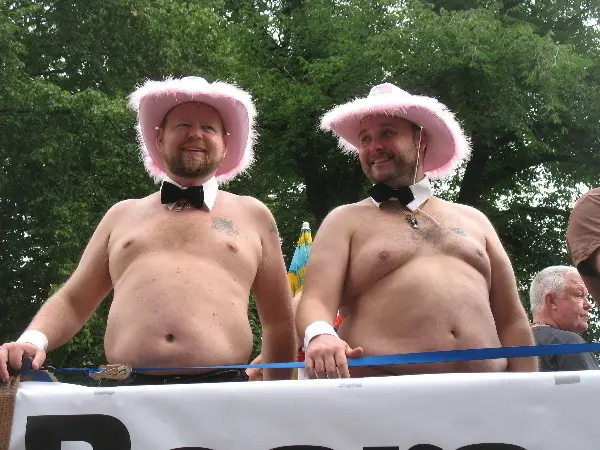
[364,447,400,449]
[457,445,527,450]
[272,447,333,450]
[408,446,444,450]
[25,414,131,450]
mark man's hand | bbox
[305,334,363,379]
[0,342,47,382]
[246,354,263,382]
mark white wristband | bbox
[304,321,338,351]
[17,330,48,351]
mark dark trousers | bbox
[97,369,248,386]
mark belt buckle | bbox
[89,364,132,381]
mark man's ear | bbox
[544,292,557,310]
[156,126,165,155]
[222,132,228,158]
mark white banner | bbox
[7,371,600,449]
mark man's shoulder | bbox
[217,192,276,232]
[320,199,374,225]
[569,187,600,224]
[332,198,375,215]
[102,193,157,221]
[574,187,600,208]
[104,197,144,218]
[85,197,151,237]
[433,198,494,229]
[533,326,586,345]
[220,191,271,214]
[533,326,599,371]
[442,199,488,218]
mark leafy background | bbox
[1,0,599,369]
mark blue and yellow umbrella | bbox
[287,221,312,296]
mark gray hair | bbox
[529,266,580,314]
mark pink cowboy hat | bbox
[320,83,471,178]
[129,76,257,184]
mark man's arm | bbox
[296,207,350,337]
[25,202,127,347]
[247,292,303,381]
[296,206,362,378]
[246,353,263,381]
[479,211,538,372]
[581,251,600,305]
[0,201,125,380]
[250,200,296,381]
[292,292,303,315]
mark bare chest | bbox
[108,205,261,278]
[347,208,491,295]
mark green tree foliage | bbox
[1,0,599,370]
[1,0,234,367]
[227,0,600,314]
[10,0,229,93]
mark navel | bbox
[165,333,175,343]
[123,239,134,249]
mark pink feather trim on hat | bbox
[320,83,471,179]
[129,76,257,184]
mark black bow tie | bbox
[161,181,205,209]
[368,183,414,206]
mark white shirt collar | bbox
[161,174,218,211]
[370,176,433,212]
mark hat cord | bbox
[412,130,421,186]
[411,130,440,227]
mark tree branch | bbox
[501,0,524,15]
[513,205,570,219]
[489,205,570,226]
[492,152,600,179]
[0,108,72,115]
[33,69,66,77]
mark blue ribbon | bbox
[48,342,600,375]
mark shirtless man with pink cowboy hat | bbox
[296,83,537,378]
[0,76,296,384]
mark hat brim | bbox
[129,77,256,184]
[321,94,470,179]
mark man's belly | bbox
[340,260,506,376]
[104,258,254,373]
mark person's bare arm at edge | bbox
[475,208,538,372]
[251,200,296,381]
[581,251,600,305]
[0,202,125,382]
[296,206,363,379]
[246,292,303,381]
